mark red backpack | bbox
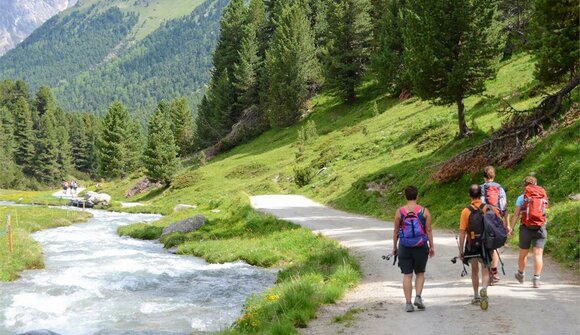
[521,185,549,227]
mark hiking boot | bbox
[479,288,488,311]
[414,296,425,310]
[406,302,414,312]
[533,276,541,288]
[515,271,525,284]
[471,296,481,305]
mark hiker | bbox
[459,184,500,310]
[72,180,78,194]
[393,186,435,312]
[508,176,549,288]
[62,181,69,195]
[480,166,509,284]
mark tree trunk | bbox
[456,96,471,138]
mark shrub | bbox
[293,165,314,187]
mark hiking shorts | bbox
[519,225,547,249]
[398,244,429,275]
[463,246,492,267]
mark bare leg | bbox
[482,266,490,288]
[533,247,544,276]
[415,272,425,297]
[518,248,529,273]
[470,260,480,295]
[491,250,498,269]
[403,274,413,302]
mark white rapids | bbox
[0,207,277,335]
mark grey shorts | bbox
[519,225,547,249]
[398,244,429,275]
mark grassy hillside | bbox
[108,54,578,267]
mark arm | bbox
[393,210,400,255]
[509,206,521,237]
[459,230,466,260]
[424,208,435,257]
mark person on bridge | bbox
[508,176,549,288]
[480,166,509,285]
[459,185,498,310]
[393,186,435,312]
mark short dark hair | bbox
[469,184,482,199]
[405,186,418,200]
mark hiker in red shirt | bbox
[509,176,549,288]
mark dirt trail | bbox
[250,195,579,335]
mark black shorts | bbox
[519,225,547,249]
[463,244,492,267]
[398,244,429,275]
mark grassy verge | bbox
[0,189,70,206]
[0,205,92,281]
[119,198,361,334]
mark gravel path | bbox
[250,195,579,335]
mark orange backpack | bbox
[521,185,549,227]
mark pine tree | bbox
[233,26,261,110]
[0,120,22,188]
[325,0,373,102]
[247,0,269,57]
[143,102,180,185]
[403,0,500,137]
[211,69,236,136]
[193,95,216,150]
[529,0,578,84]
[212,0,248,78]
[97,101,131,178]
[169,97,194,156]
[264,3,320,127]
[373,0,410,96]
[125,120,144,173]
[13,97,35,174]
[53,107,73,175]
[0,106,15,159]
[34,110,62,184]
[69,113,89,173]
[34,86,57,121]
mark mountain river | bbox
[0,204,277,334]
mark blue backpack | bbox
[399,206,428,248]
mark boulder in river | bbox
[85,191,112,206]
[19,330,61,335]
[162,215,206,236]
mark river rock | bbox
[174,204,198,211]
[162,215,206,236]
[85,191,112,206]
[20,330,61,335]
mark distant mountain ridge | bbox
[0,0,227,117]
[0,0,78,56]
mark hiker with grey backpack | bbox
[458,185,507,310]
[392,186,435,312]
[480,166,510,284]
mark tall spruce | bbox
[325,0,373,102]
[143,102,180,185]
[233,26,261,110]
[212,0,248,78]
[125,120,144,173]
[169,97,194,156]
[211,69,236,136]
[194,95,217,149]
[34,86,57,122]
[264,3,320,127]
[373,0,410,96]
[13,97,35,174]
[404,0,500,137]
[97,101,131,178]
[34,110,62,184]
[529,0,578,84]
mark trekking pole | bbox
[496,249,506,275]
[382,253,398,266]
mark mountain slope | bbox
[0,0,225,115]
[0,0,78,56]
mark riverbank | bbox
[119,196,361,334]
[0,204,92,281]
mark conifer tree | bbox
[193,95,216,150]
[0,121,21,188]
[264,3,320,127]
[13,97,35,174]
[529,0,578,84]
[97,101,131,178]
[212,0,248,77]
[403,0,500,138]
[125,120,144,173]
[69,113,89,173]
[169,97,194,156]
[34,86,57,121]
[325,0,373,102]
[246,0,269,57]
[373,0,410,96]
[34,110,62,184]
[233,26,261,110]
[53,107,73,175]
[143,102,180,185]
[211,69,236,135]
